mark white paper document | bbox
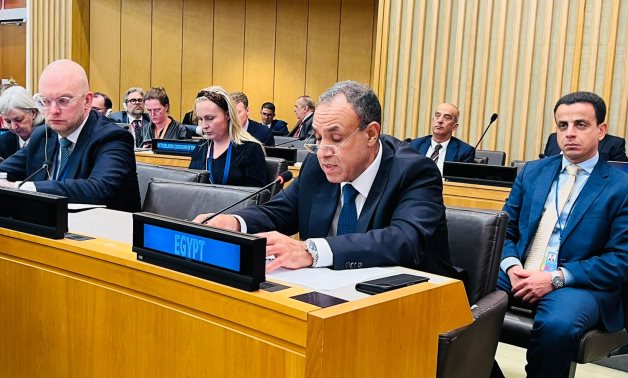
[267,266,393,291]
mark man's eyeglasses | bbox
[126,98,144,105]
[304,127,362,155]
[38,94,85,109]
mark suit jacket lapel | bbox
[356,141,393,232]
[64,114,94,179]
[560,163,608,243]
[445,138,458,161]
[418,139,429,155]
[309,182,339,237]
[527,158,561,245]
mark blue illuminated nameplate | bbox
[0,129,9,136]
[152,139,198,156]
[132,213,266,291]
[143,224,240,271]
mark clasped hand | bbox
[508,265,554,304]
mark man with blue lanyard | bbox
[0,59,140,212]
[496,91,628,377]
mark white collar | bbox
[341,140,383,199]
[58,114,89,144]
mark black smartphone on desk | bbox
[355,273,429,295]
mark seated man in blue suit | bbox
[109,87,152,147]
[0,59,141,212]
[260,102,289,136]
[231,92,275,146]
[543,131,628,162]
[408,103,475,174]
[194,81,457,278]
[496,92,628,377]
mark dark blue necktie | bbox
[337,184,359,235]
[58,137,72,179]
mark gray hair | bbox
[318,81,381,130]
[123,87,144,103]
[0,86,45,125]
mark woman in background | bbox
[189,86,268,187]
[0,86,45,159]
[142,87,189,146]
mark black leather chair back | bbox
[136,163,206,206]
[511,160,526,175]
[476,150,507,166]
[142,180,270,220]
[265,157,288,197]
[446,207,509,304]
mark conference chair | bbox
[437,207,509,378]
[265,157,289,197]
[500,285,628,377]
[476,150,507,166]
[296,149,309,163]
[510,160,526,175]
[142,179,270,221]
[136,163,207,206]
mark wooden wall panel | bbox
[374,0,628,162]
[89,0,120,102]
[151,0,183,118]
[337,0,376,85]
[181,0,214,119]
[305,0,341,102]
[213,0,245,94]
[243,0,277,120]
[0,24,26,86]
[119,0,152,111]
[273,0,308,125]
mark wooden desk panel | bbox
[0,228,471,377]
[135,151,191,168]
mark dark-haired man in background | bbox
[260,102,289,136]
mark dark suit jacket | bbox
[288,113,314,140]
[267,119,289,136]
[235,135,457,277]
[0,111,141,212]
[408,135,475,163]
[502,156,628,331]
[109,111,151,147]
[246,119,275,146]
[544,133,628,162]
[0,132,19,160]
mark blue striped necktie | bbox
[337,184,359,235]
[58,137,72,179]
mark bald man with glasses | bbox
[0,59,141,212]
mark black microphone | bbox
[274,138,299,147]
[538,153,546,159]
[473,113,499,150]
[199,171,293,224]
[17,160,51,188]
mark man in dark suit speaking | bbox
[496,92,628,377]
[0,59,141,212]
[194,81,455,277]
[408,103,475,174]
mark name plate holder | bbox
[0,187,68,239]
[132,212,266,291]
[151,139,200,156]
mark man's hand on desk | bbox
[192,213,241,232]
[0,179,14,188]
[259,231,312,272]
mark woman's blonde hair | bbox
[194,86,262,147]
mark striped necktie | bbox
[57,137,72,179]
[430,144,442,161]
[524,164,580,270]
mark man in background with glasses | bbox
[0,59,141,212]
[110,87,151,147]
[195,81,457,278]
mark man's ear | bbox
[365,122,380,146]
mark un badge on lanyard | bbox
[543,248,559,272]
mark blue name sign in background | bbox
[143,224,241,271]
[155,140,197,153]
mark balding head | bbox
[38,59,93,137]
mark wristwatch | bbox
[551,271,564,289]
[305,239,319,267]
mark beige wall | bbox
[87,0,377,125]
[373,0,628,162]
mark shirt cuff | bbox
[309,238,333,268]
[559,267,574,286]
[232,215,246,233]
[501,257,522,273]
[16,181,37,192]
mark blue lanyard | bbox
[207,142,233,185]
[553,175,576,241]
